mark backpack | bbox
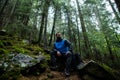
[71,53,83,70]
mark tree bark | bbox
[38,0,50,45]
[4,0,18,27]
[108,0,120,24]
[0,0,9,16]
[104,35,114,63]
[0,0,9,30]
[115,33,120,44]
[66,8,73,42]
[49,8,57,46]
[75,12,81,55]
[43,4,49,49]
[114,0,120,13]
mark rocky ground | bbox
[19,69,81,80]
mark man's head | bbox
[56,32,61,38]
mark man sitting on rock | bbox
[50,32,72,76]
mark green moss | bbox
[0,48,9,54]
[42,53,50,61]
[0,40,12,47]
[0,40,4,47]
[101,64,115,73]
[31,59,38,63]
[14,47,25,53]
[0,68,21,80]
[100,63,120,80]
[40,60,48,68]
[23,45,46,55]
[25,45,44,51]
[0,34,50,78]
[12,46,30,54]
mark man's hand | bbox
[57,51,61,57]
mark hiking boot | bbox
[50,65,58,70]
[65,69,70,76]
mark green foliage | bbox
[84,0,97,4]
[0,48,9,54]
[12,46,28,53]
[0,40,4,48]
[0,68,21,80]
[0,33,48,79]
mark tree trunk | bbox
[104,35,114,64]
[76,0,91,58]
[72,32,77,52]
[94,4,115,64]
[0,0,9,16]
[43,4,49,49]
[114,0,120,13]
[66,7,72,42]
[29,5,39,44]
[108,0,120,24]
[0,0,9,30]
[75,12,81,55]
[4,0,18,27]
[115,33,120,44]
[38,0,50,45]
[37,10,45,44]
[49,8,57,46]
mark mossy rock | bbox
[0,68,21,80]
[0,53,47,78]
[78,60,120,80]
[21,59,47,76]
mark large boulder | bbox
[0,53,46,78]
[78,60,120,80]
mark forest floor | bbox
[19,68,81,80]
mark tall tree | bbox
[0,0,9,30]
[65,0,73,43]
[114,0,120,13]
[38,0,50,45]
[5,0,18,27]
[0,0,9,16]
[49,8,57,46]
[94,2,115,64]
[43,1,49,49]
[108,0,120,24]
[76,0,92,58]
[75,11,81,55]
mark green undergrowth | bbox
[0,33,49,56]
[0,34,48,56]
[0,67,21,80]
[0,33,50,80]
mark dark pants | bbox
[50,50,72,73]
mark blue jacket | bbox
[54,39,71,53]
